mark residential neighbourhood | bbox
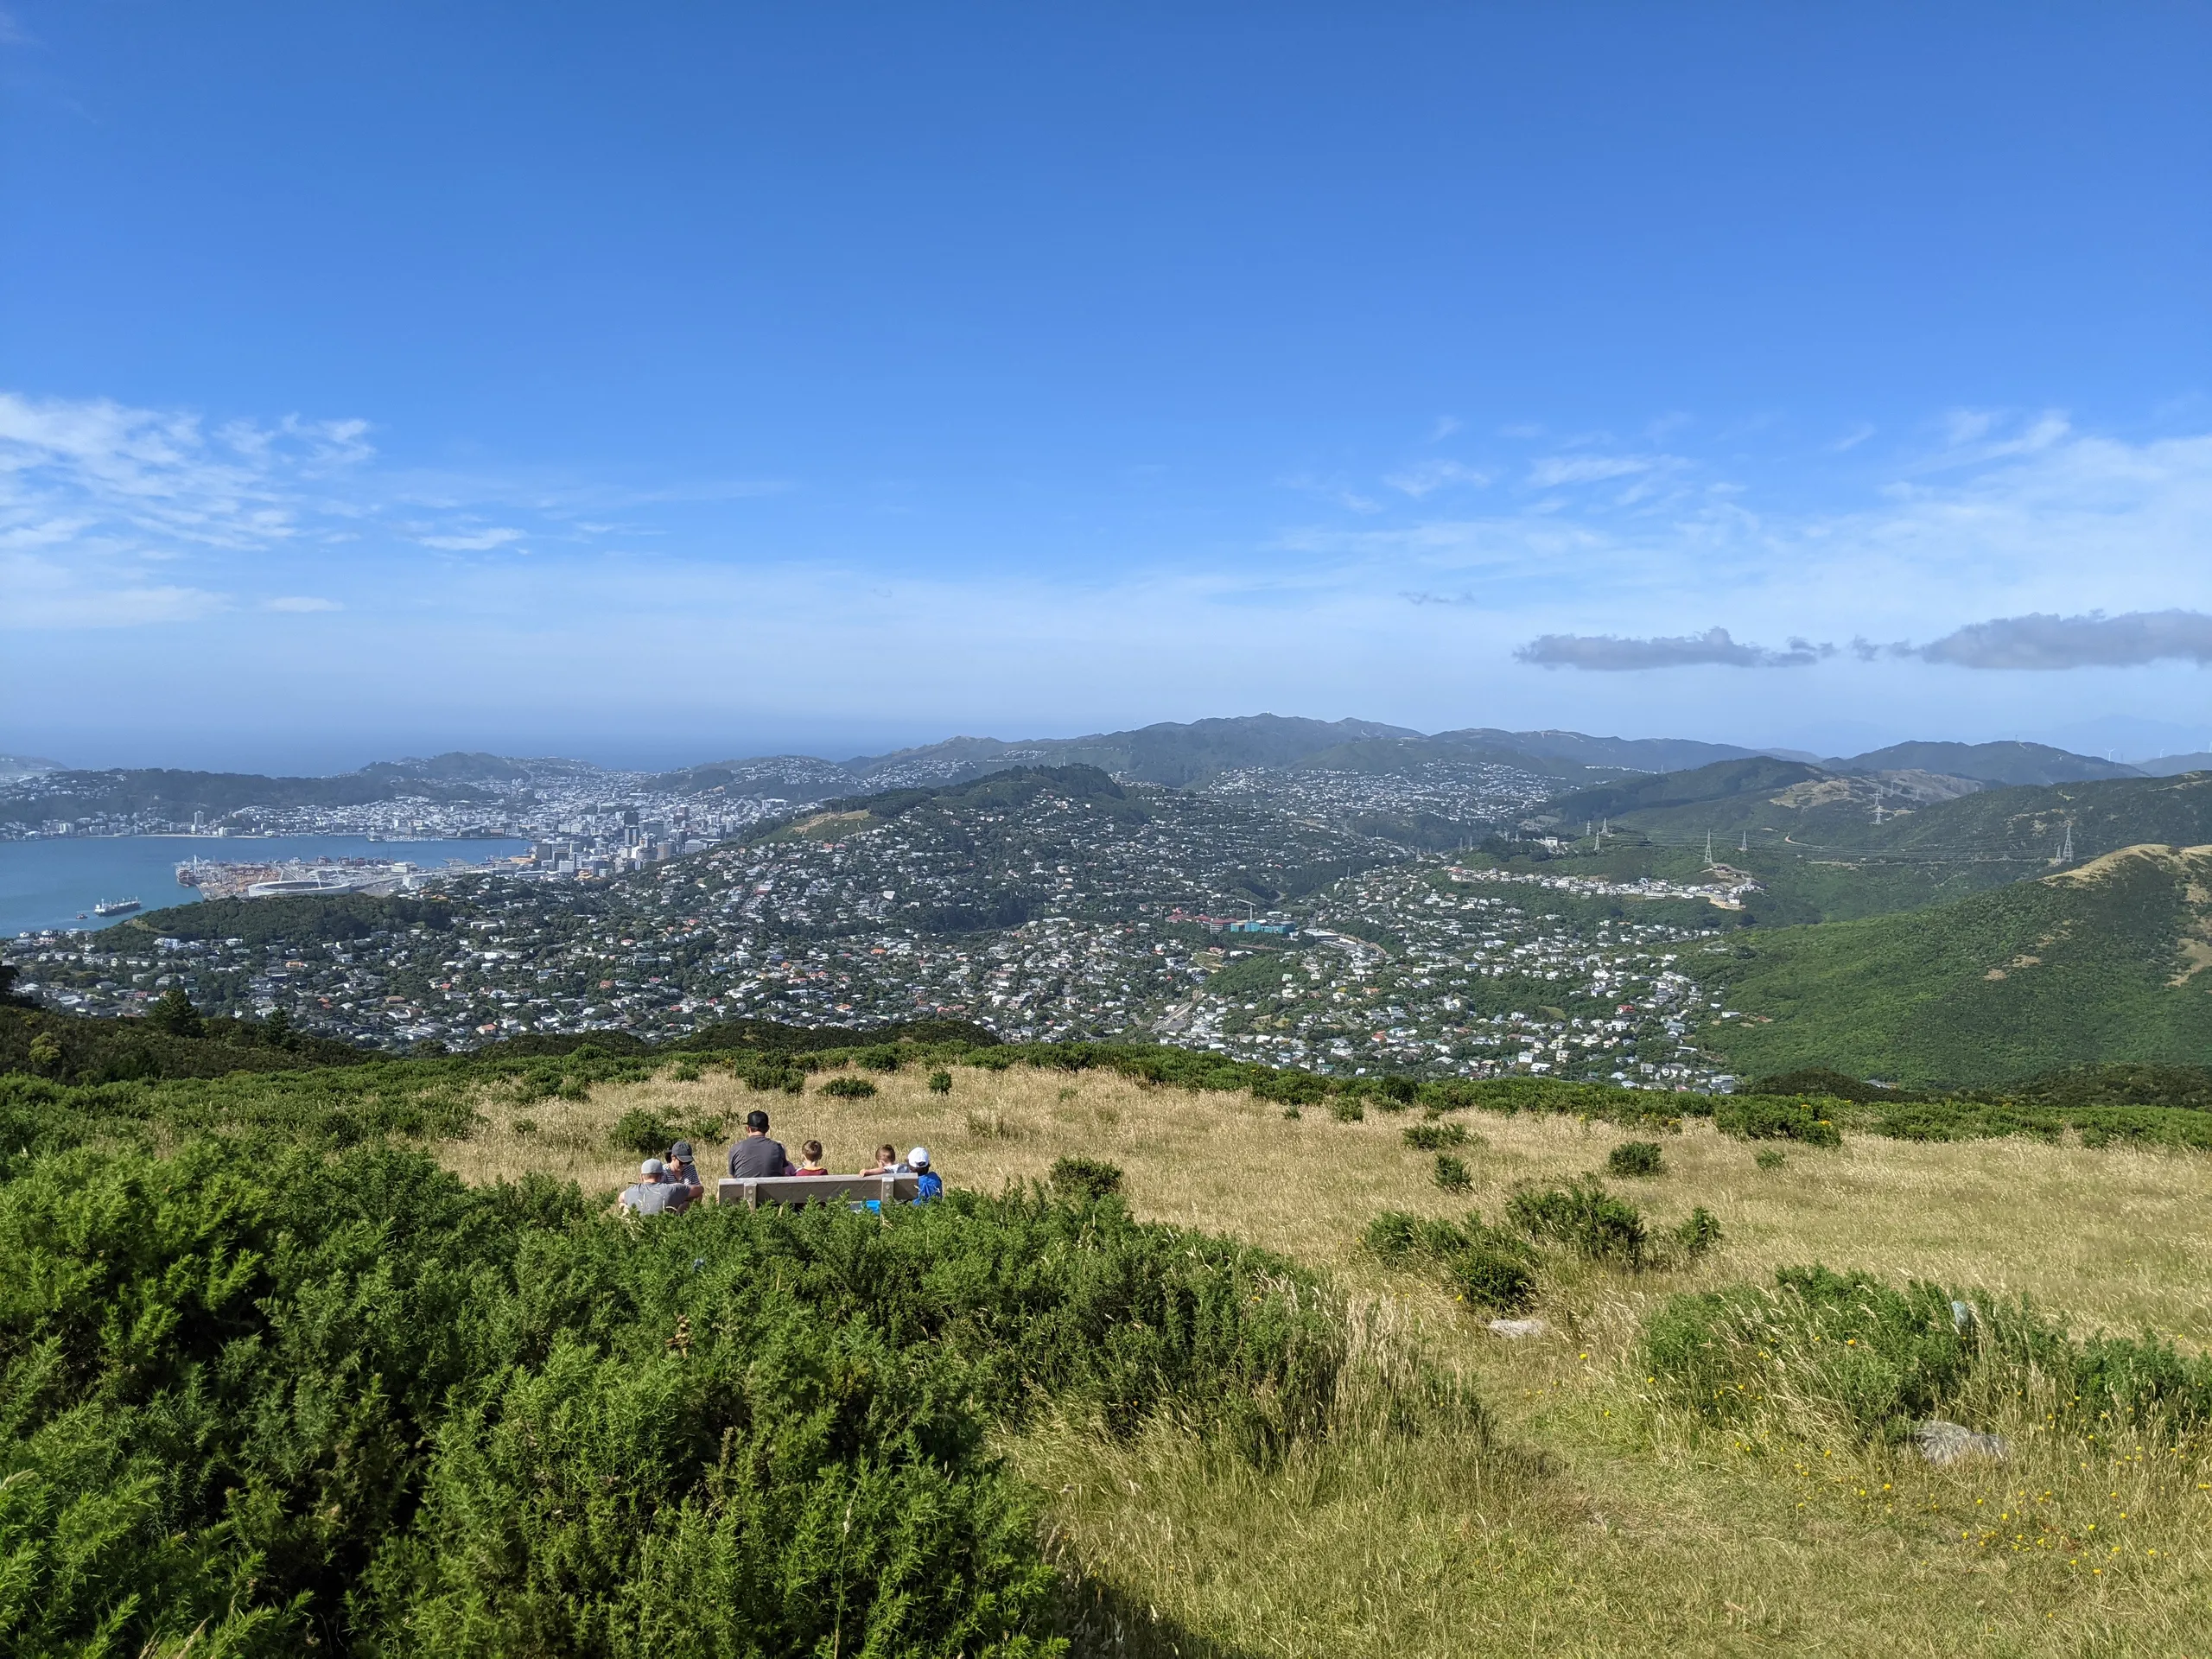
[7,762,1748,1090]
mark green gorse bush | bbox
[1606,1140,1665,1177]
[1507,1179,1648,1267]
[1402,1122,1468,1151]
[0,1138,1350,1656]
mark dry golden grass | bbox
[448,1058,2212,1656]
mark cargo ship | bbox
[92,897,143,917]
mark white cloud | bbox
[1382,459,1490,498]
[265,595,343,613]
[1526,453,1675,486]
[414,526,528,551]
[0,552,225,628]
[0,391,385,629]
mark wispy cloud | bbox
[1526,453,1676,487]
[414,526,528,552]
[1516,627,1834,671]
[1382,459,1490,498]
[0,389,793,632]
[265,595,344,613]
[1903,609,2212,670]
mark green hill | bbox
[1707,843,2212,1086]
[1831,739,2137,785]
[1544,757,1827,828]
[1551,762,2212,862]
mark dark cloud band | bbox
[1516,627,1833,671]
[1905,609,2212,670]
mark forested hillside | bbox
[1707,843,2212,1085]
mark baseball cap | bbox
[909,1146,931,1169]
[640,1158,667,1178]
[669,1141,695,1160]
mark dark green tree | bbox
[148,988,204,1039]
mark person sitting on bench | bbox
[909,1146,943,1203]
[727,1110,793,1178]
[792,1139,828,1176]
[665,1139,705,1198]
[620,1159,688,1216]
[862,1143,906,1175]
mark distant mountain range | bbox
[9,715,2210,826]
[661,716,1804,798]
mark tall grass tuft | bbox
[1643,1263,2212,1445]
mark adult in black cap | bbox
[727,1109,793,1179]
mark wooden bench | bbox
[716,1173,921,1210]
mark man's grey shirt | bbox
[620,1181,682,1216]
[727,1137,791,1178]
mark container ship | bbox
[92,897,143,917]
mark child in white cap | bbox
[910,1146,943,1203]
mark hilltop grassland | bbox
[457,1058,2212,1657]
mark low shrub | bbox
[857,1045,904,1072]
[1360,1208,1536,1313]
[1716,1096,1843,1147]
[1432,1153,1472,1192]
[1362,1209,1421,1262]
[610,1106,683,1155]
[928,1068,953,1095]
[1047,1154,1125,1201]
[0,1139,1354,1654]
[1332,1097,1366,1123]
[1606,1140,1665,1177]
[1754,1147,1787,1171]
[1403,1121,1469,1151]
[1446,1243,1538,1313]
[1508,1178,1648,1267]
[1673,1206,1723,1259]
[820,1076,878,1099]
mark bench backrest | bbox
[716,1173,922,1209]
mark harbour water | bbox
[0,836,531,938]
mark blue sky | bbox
[3,3,2210,772]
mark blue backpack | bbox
[913,1171,944,1203]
